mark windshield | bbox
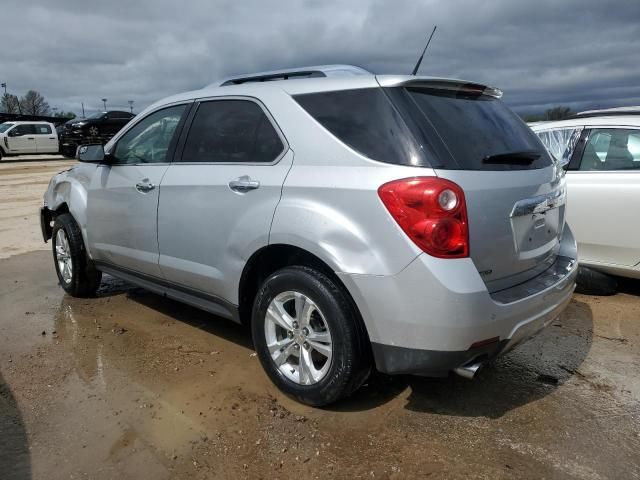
[87,112,105,120]
[0,123,15,133]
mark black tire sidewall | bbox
[251,266,365,406]
[52,213,100,297]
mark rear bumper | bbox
[338,226,578,376]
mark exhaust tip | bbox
[454,361,484,380]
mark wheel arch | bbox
[238,243,372,351]
[46,176,91,253]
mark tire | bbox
[251,266,371,406]
[52,213,102,297]
[61,145,76,158]
[0,149,3,160]
[575,266,617,296]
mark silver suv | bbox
[41,65,578,406]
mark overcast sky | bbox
[1,0,639,116]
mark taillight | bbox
[378,177,469,258]
[3,136,7,148]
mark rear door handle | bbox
[229,176,260,193]
[135,179,155,193]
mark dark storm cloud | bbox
[0,0,638,115]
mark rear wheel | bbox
[251,266,370,406]
[52,213,102,297]
[575,266,617,296]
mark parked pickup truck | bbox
[0,121,59,158]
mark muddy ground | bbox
[1,159,639,479]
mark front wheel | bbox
[251,266,370,406]
[52,213,102,297]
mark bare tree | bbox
[544,106,573,121]
[1,94,22,114]
[19,90,50,116]
[53,111,76,120]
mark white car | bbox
[531,114,640,288]
[0,121,59,159]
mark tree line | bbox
[1,90,75,119]
[521,106,574,122]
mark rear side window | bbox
[294,89,423,166]
[579,128,640,171]
[35,124,52,134]
[181,100,284,163]
[402,88,552,170]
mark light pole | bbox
[101,98,107,111]
[1,83,6,96]
[128,100,134,113]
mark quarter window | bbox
[113,105,186,165]
[579,128,640,171]
[180,100,284,163]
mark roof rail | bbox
[217,64,371,87]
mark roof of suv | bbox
[146,65,501,113]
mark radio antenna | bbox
[411,25,437,75]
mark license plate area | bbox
[510,189,565,256]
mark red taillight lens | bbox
[378,177,469,258]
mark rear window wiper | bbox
[482,150,541,165]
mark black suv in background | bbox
[59,110,135,157]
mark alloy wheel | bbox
[264,291,333,385]
[55,229,73,284]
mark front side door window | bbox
[113,105,186,165]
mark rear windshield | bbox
[0,123,14,133]
[294,87,552,170]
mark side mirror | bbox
[77,144,108,163]
[8,129,21,137]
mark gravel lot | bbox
[1,159,639,479]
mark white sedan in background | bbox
[532,113,640,291]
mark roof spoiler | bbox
[216,64,371,87]
[377,76,503,99]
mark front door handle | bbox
[229,176,260,193]
[135,179,155,193]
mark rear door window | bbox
[579,128,640,171]
[35,124,52,134]
[180,100,284,163]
